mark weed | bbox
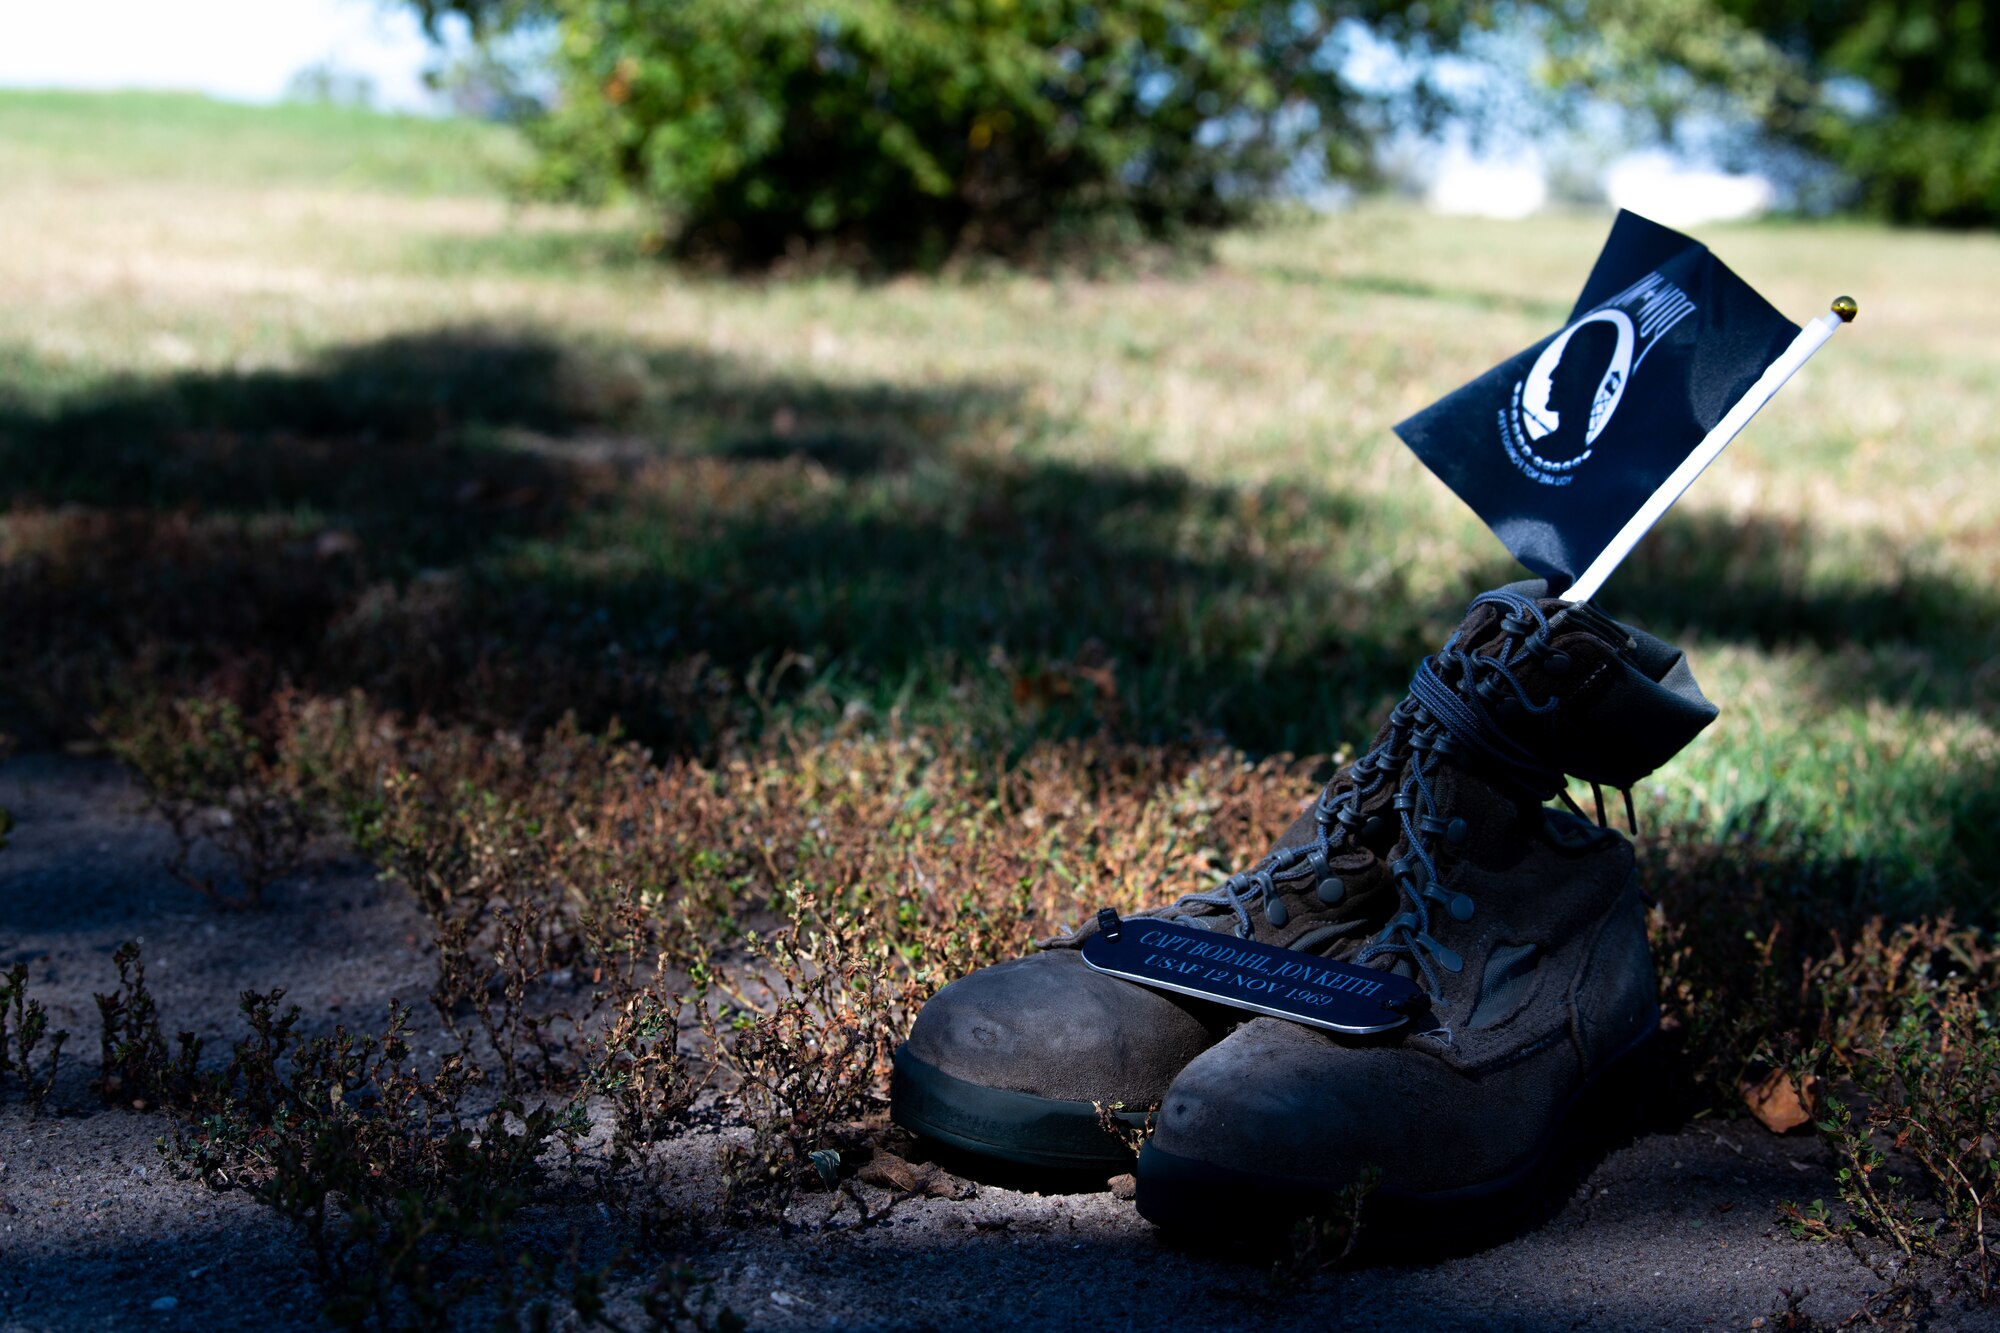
[327,709,710,1093]
[1268,1166,1380,1289]
[579,983,705,1248]
[1813,1097,1941,1257]
[696,890,922,1220]
[106,696,312,909]
[96,928,705,1324]
[1651,836,2000,1306]
[0,961,67,1111]
[1828,986,1999,1295]
[94,941,201,1109]
[586,985,699,1153]
[430,893,574,1093]
[1739,916,2000,1302]
[1092,1100,1153,1157]
[1780,1198,1844,1245]
[162,989,594,1331]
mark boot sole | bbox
[890,1046,1151,1172]
[1134,1020,1661,1240]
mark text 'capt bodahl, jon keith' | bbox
[1134,928,1385,999]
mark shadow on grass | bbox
[0,327,1400,753]
[1599,508,2000,711]
[1462,503,1999,716]
[1,324,1992,756]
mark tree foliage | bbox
[422,0,1473,266]
[414,0,2000,258]
[1549,0,2000,226]
[1724,0,2000,225]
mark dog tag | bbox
[1079,910,1423,1036]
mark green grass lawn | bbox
[1,90,1993,913]
[0,89,527,191]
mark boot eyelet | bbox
[1447,818,1468,845]
[1362,815,1383,838]
[1543,651,1571,676]
[1316,876,1345,906]
[1266,899,1290,928]
[1447,893,1475,922]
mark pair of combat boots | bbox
[890,585,1717,1231]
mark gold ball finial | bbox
[1831,294,1858,322]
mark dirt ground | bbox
[2,752,1994,1333]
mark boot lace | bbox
[1160,589,1554,943]
[1159,706,1408,941]
[1350,589,1584,1002]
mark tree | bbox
[1546,0,2000,226]
[1722,0,2000,225]
[416,0,1474,266]
[414,0,2000,254]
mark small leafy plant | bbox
[94,941,200,1109]
[165,989,594,1332]
[0,961,68,1111]
[696,889,924,1220]
[107,696,313,909]
[1269,1166,1381,1289]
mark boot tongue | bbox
[1465,594,1716,789]
[1425,594,1643,786]
[1454,595,1604,674]
[1372,953,1419,983]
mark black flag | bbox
[1394,210,1799,591]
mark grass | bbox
[2,93,1990,905]
[0,90,527,192]
[1,90,1996,1324]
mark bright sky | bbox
[0,0,451,112]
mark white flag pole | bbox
[1562,295,1858,605]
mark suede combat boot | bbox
[1134,585,1717,1228]
[892,718,1425,1169]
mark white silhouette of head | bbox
[1519,309,1635,445]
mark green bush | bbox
[496,0,1463,266]
[1737,0,2000,227]
[1551,0,2000,227]
[420,0,2000,249]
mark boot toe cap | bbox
[903,949,1216,1105]
[1147,1019,1446,1197]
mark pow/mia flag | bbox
[1395,210,1799,591]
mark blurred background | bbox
[12,0,1999,232]
[1,0,1994,894]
